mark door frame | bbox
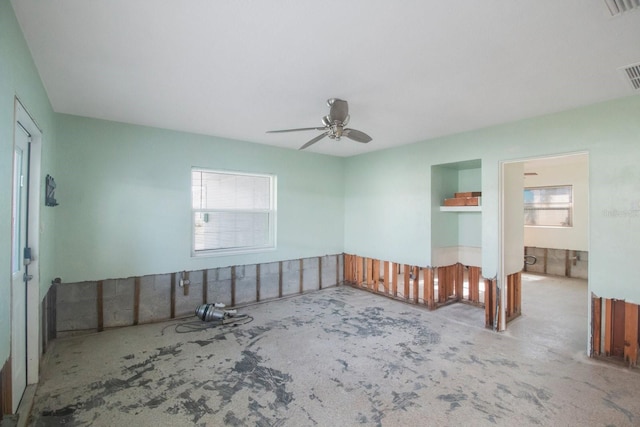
[12,97,42,409]
[499,150,589,338]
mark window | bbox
[524,185,572,227]
[192,169,276,255]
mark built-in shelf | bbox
[439,206,482,212]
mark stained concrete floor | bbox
[26,275,640,426]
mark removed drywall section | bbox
[524,247,588,279]
[53,255,343,336]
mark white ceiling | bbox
[10,1,640,157]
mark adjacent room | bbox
[2,1,640,425]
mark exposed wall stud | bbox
[299,259,304,294]
[183,271,190,296]
[373,259,380,292]
[424,267,435,309]
[318,257,322,290]
[412,266,419,303]
[133,277,141,326]
[391,262,398,297]
[170,274,176,319]
[231,266,236,306]
[256,264,261,302]
[624,302,638,366]
[592,295,602,356]
[612,299,626,358]
[604,298,613,356]
[455,263,464,300]
[97,280,104,331]
[279,261,283,297]
[383,261,390,295]
[403,264,410,300]
[202,269,208,304]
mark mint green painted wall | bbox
[345,96,640,303]
[431,165,458,251]
[54,114,345,282]
[458,168,482,248]
[0,0,58,366]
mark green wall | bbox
[54,115,345,282]
[344,95,640,303]
[3,0,640,372]
[0,0,58,366]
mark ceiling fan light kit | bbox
[267,98,372,150]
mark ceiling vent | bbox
[620,63,640,90]
[604,0,640,16]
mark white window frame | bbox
[524,185,573,228]
[191,168,277,256]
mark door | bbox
[11,119,30,412]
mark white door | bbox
[11,120,30,413]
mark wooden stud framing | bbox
[133,277,141,326]
[170,274,176,319]
[299,259,304,294]
[468,267,480,303]
[97,280,104,331]
[412,266,419,304]
[424,267,435,309]
[612,299,626,358]
[383,261,390,295]
[604,298,613,356]
[485,278,497,329]
[565,249,571,277]
[356,256,363,287]
[256,264,261,302]
[391,262,398,297]
[437,267,447,303]
[403,265,410,300]
[230,266,236,307]
[624,302,638,366]
[455,263,464,300]
[366,258,373,289]
[202,269,208,304]
[373,259,380,293]
[278,261,283,298]
[183,271,190,296]
[336,254,340,286]
[318,257,323,290]
[48,280,58,341]
[592,295,602,356]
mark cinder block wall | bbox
[53,254,344,335]
[524,247,588,279]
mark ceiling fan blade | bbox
[328,98,349,123]
[343,128,372,143]
[299,132,329,150]
[267,127,326,133]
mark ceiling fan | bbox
[267,98,372,150]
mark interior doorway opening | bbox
[500,152,589,353]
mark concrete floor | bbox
[24,274,640,426]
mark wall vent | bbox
[604,0,640,16]
[620,63,640,90]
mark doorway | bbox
[10,98,42,413]
[499,152,589,350]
